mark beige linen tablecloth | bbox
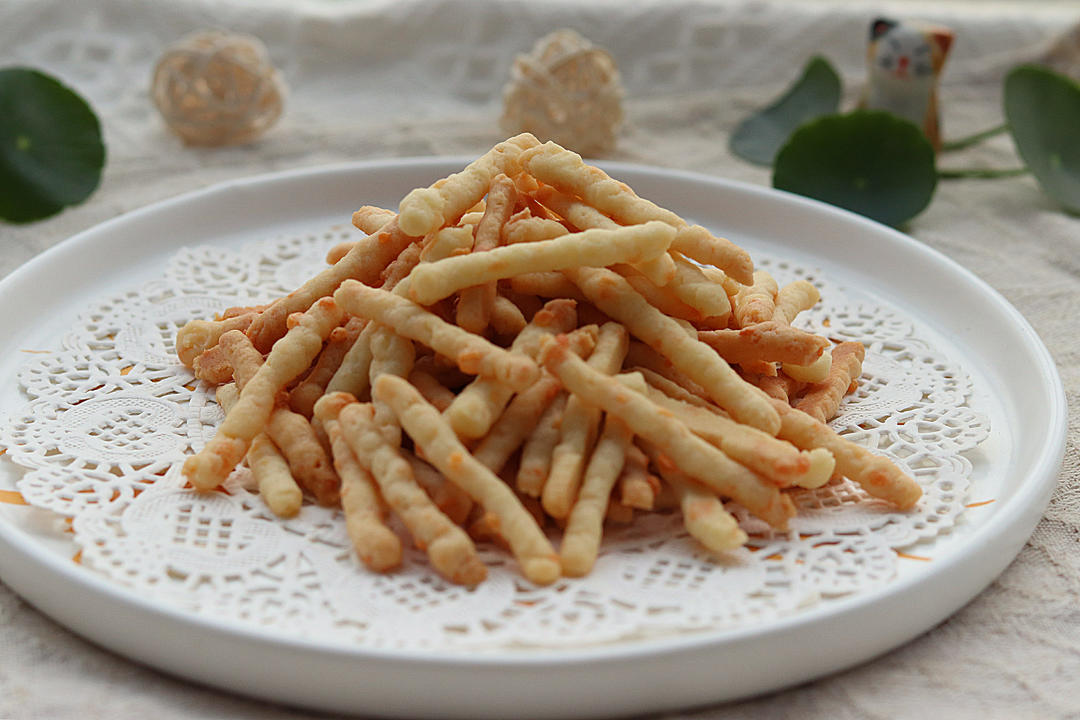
[1,0,1078,717]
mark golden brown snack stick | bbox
[773,280,820,325]
[782,348,833,385]
[336,399,487,586]
[510,272,587,303]
[770,399,922,508]
[643,443,747,554]
[177,312,255,369]
[184,298,345,491]
[501,288,544,322]
[559,414,633,577]
[218,330,341,505]
[351,205,397,234]
[668,225,755,287]
[314,394,403,573]
[403,451,473,526]
[420,225,475,264]
[732,270,779,328]
[216,383,303,518]
[407,367,456,412]
[246,218,416,353]
[192,340,239,385]
[748,371,806,404]
[618,444,660,510]
[334,280,539,391]
[540,336,794,528]
[368,323,416,382]
[503,215,569,246]
[326,321,376,400]
[522,142,684,227]
[489,295,528,337]
[444,298,578,440]
[220,303,267,320]
[624,341,709,401]
[795,342,865,423]
[522,143,753,283]
[616,266,705,323]
[698,321,830,368]
[397,133,539,237]
[542,322,629,519]
[533,184,677,287]
[289,317,365,418]
[566,266,780,434]
[373,375,560,585]
[642,382,834,489]
[325,241,354,266]
[381,241,424,288]
[407,222,676,306]
[457,174,517,334]
[471,326,599,473]
[631,365,713,409]
[669,253,732,324]
[516,393,568,497]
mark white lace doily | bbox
[0,227,990,651]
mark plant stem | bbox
[937,167,1030,180]
[940,123,1009,152]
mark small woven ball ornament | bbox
[501,29,624,156]
[151,30,286,146]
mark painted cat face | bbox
[869,18,953,81]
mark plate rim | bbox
[0,158,1066,714]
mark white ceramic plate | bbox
[0,160,1065,718]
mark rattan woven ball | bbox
[501,29,624,156]
[151,30,286,146]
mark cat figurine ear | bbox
[860,17,954,151]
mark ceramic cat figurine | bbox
[861,17,954,150]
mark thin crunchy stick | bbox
[314,394,403,573]
[490,295,527,336]
[352,205,397,234]
[403,451,474,526]
[795,342,865,423]
[732,270,779,328]
[770,399,922,508]
[470,325,599,474]
[632,365,713,409]
[618,443,659,510]
[184,298,345,491]
[334,280,539,391]
[516,394,568,498]
[289,317,365,418]
[643,443,747,554]
[216,383,303,518]
[566,266,780,434]
[373,375,560,585]
[219,329,341,505]
[407,221,676,306]
[522,143,753,283]
[420,225,475,264]
[624,341,709,401]
[542,322,629,519]
[533,184,677,287]
[336,399,487,586]
[540,336,794,528]
[457,174,517,334]
[397,133,539,237]
[246,218,416,353]
[616,266,705,323]
[642,382,834,489]
[773,280,820,325]
[444,298,578,439]
[559,414,633,577]
[503,215,569,246]
[668,254,732,324]
[748,372,806,404]
[510,271,587,302]
[407,367,457,412]
[177,312,255,368]
[698,321,829,368]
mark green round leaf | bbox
[729,56,842,167]
[772,110,937,227]
[1004,65,1080,214]
[0,67,105,224]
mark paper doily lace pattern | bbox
[0,228,990,651]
